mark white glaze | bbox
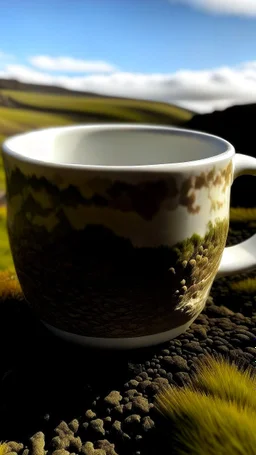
[43,312,200,350]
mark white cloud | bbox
[169,0,256,16]
[29,55,117,73]
[1,61,256,113]
[0,64,55,84]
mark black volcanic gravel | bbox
[0,293,255,455]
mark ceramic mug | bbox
[2,124,256,349]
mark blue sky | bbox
[1,0,256,112]
[1,0,256,73]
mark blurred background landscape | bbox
[1,0,256,268]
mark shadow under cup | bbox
[2,125,234,348]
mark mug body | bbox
[2,125,235,349]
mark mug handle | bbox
[216,153,256,278]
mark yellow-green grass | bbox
[0,134,6,191]
[0,105,74,136]
[155,356,256,455]
[0,204,22,300]
[0,269,23,300]
[229,277,256,294]
[2,90,193,124]
[190,355,256,411]
[156,388,256,455]
[0,206,14,271]
[0,443,8,455]
[230,207,256,222]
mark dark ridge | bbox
[185,103,256,155]
[0,78,103,97]
[185,103,256,208]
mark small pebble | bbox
[85,410,97,421]
[104,391,122,407]
[141,417,155,433]
[163,355,189,372]
[68,419,79,433]
[183,341,204,353]
[95,440,118,455]
[7,443,24,453]
[132,397,150,414]
[30,433,45,455]
[90,420,105,437]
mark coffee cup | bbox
[2,124,256,349]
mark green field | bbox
[0,105,74,136]
[2,89,193,124]
[0,134,6,190]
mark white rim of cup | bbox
[2,123,235,173]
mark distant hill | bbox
[0,78,102,97]
[0,78,194,117]
[0,86,193,127]
[185,103,256,208]
[185,103,256,157]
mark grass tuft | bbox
[191,355,256,411]
[0,206,14,270]
[0,270,23,300]
[229,277,256,294]
[155,356,256,455]
[155,387,256,455]
[230,207,256,222]
[0,443,8,455]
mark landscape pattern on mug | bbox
[5,159,232,337]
